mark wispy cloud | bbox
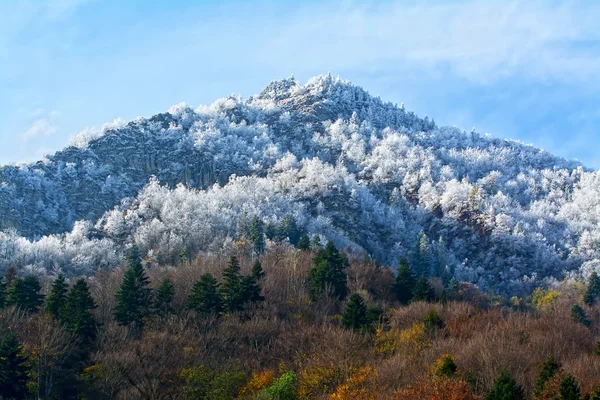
[21,119,58,141]
[266,0,600,86]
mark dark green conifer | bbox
[341,293,368,331]
[251,260,265,281]
[249,216,266,255]
[412,276,434,302]
[296,233,310,250]
[584,272,600,307]
[277,213,300,246]
[0,279,6,309]
[221,256,244,313]
[446,277,460,300]
[188,274,222,315]
[114,247,153,331]
[308,241,348,300]
[155,279,175,315]
[310,234,322,250]
[63,278,97,345]
[571,304,590,327]
[558,374,581,400]
[394,257,416,304]
[485,371,525,400]
[45,274,68,320]
[6,275,44,312]
[534,356,561,396]
[0,333,31,399]
[414,230,431,278]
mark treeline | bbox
[2,242,600,399]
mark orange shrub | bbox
[330,366,379,400]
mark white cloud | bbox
[22,119,58,140]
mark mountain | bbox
[1,75,599,294]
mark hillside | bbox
[1,75,599,294]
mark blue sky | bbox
[1,0,599,167]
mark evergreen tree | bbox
[485,371,525,400]
[394,257,416,304]
[412,276,434,302]
[248,216,265,255]
[584,272,600,307]
[296,233,310,250]
[570,304,590,327]
[242,262,265,306]
[446,277,460,300]
[310,234,322,250]
[188,274,223,315]
[558,374,580,400]
[534,356,561,396]
[45,274,68,320]
[155,279,175,316]
[0,333,30,399]
[341,293,368,331]
[251,260,265,281]
[277,213,300,246]
[308,241,348,300]
[0,279,6,309]
[589,387,600,400]
[413,230,431,278]
[434,236,447,278]
[63,278,97,345]
[7,275,44,312]
[114,247,153,331]
[594,341,600,357]
[221,256,245,313]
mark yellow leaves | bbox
[298,362,346,399]
[375,322,430,359]
[531,287,560,314]
[329,366,378,400]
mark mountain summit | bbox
[1,75,598,294]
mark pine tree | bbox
[558,374,581,400]
[584,272,600,307]
[296,233,310,250]
[45,274,68,320]
[7,275,44,312]
[249,216,265,255]
[155,279,175,316]
[221,256,245,313]
[4,266,17,286]
[412,276,434,302]
[63,278,97,345]
[278,213,300,246]
[394,257,416,304]
[114,247,153,331]
[446,277,460,300]
[242,262,265,306]
[310,234,322,250]
[188,274,223,315]
[534,356,561,396]
[0,334,30,399]
[485,371,525,400]
[413,230,431,278]
[570,304,590,327]
[434,236,447,278]
[251,260,265,281]
[341,293,368,331]
[308,241,348,300]
[0,279,6,309]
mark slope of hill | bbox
[1,75,598,294]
